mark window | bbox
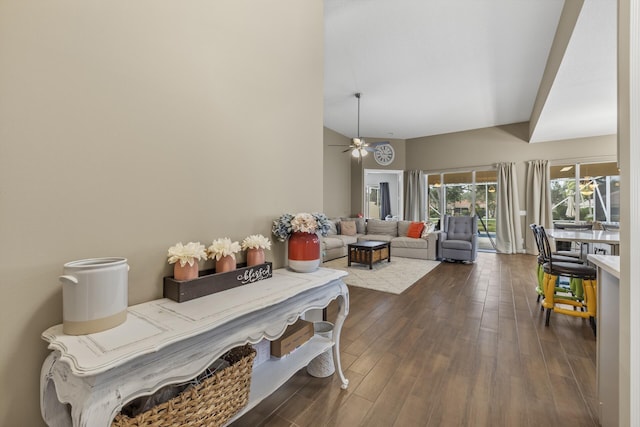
[427,174,441,223]
[366,185,380,219]
[475,170,497,237]
[550,162,620,223]
[426,169,497,251]
[444,172,473,216]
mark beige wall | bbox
[343,124,616,224]
[407,122,616,169]
[406,123,616,219]
[323,128,352,217]
[0,1,322,425]
[337,122,616,252]
[349,138,407,215]
[617,0,637,423]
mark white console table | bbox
[40,267,349,427]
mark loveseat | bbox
[322,218,439,262]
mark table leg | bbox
[332,291,350,390]
[369,248,373,269]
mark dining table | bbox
[546,228,620,257]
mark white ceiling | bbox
[323,0,617,143]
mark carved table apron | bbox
[40,268,349,427]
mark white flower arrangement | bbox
[207,237,241,261]
[241,234,272,250]
[272,212,331,242]
[167,242,207,267]
[291,213,318,233]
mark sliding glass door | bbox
[426,169,497,251]
[474,170,497,248]
[444,172,473,216]
[427,174,441,223]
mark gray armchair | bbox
[439,215,478,262]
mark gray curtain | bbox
[404,170,425,221]
[525,159,553,254]
[380,182,391,219]
[495,162,523,254]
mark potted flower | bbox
[272,212,331,242]
[241,234,271,266]
[167,242,207,281]
[208,238,241,273]
[272,212,331,273]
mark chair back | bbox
[536,225,555,269]
[444,215,477,241]
[529,224,543,259]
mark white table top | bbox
[546,229,620,244]
[587,254,620,279]
[41,267,347,376]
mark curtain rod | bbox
[422,155,617,175]
[547,155,617,166]
[422,164,496,175]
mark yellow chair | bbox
[537,226,597,335]
[529,224,584,305]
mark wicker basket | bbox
[112,345,256,427]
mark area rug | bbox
[322,256,441,294]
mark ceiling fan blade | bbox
[342,148,352,153]
[367,141,390,147]
[329,144,351,147]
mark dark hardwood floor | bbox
[232,253,598,427]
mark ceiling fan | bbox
[330,93,389,160]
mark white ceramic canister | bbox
[306,321,335,378]
[60,257,129,335]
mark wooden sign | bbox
[163,262,273,303]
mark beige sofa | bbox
[322,218,439,262]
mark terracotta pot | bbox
[174,261,199,281]
[246,248,266,266]
[288,232,320,273]
[216,255,236,273]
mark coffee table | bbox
[347,241,391,269]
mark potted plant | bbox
[167,242,207,281]
[208,238,241,273]
[241,234,271,266]
[272,212,331,273]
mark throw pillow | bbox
[421,221,436,237]
[340,220,357,236]
[327,219,339,236]
[407,222,425,238]
[341,217,366,234]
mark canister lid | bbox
[63,257,127,268]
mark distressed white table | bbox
[40,267,349,427]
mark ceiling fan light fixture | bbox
[351,147,368,158]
